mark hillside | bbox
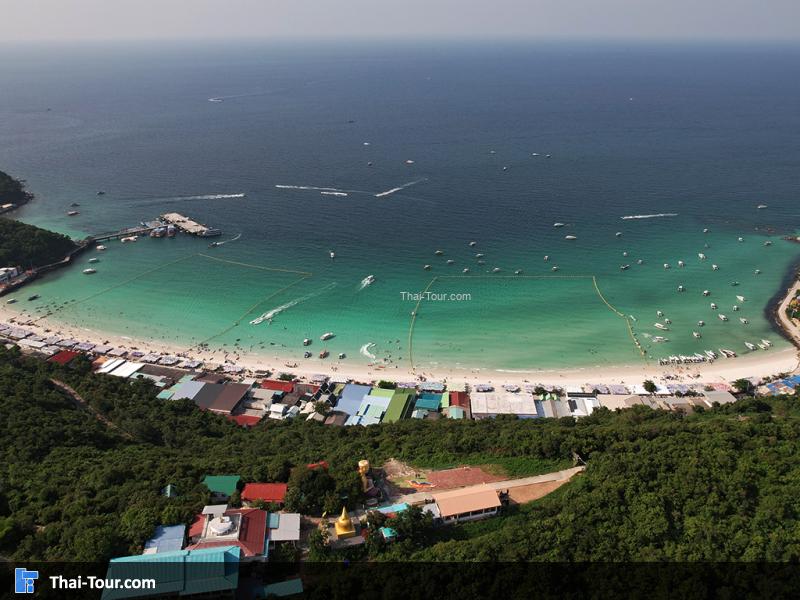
[0,169,31,208]
[0,218,78,269]
[1,345,799,564]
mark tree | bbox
[643,380,657,394]
[732,378,754,394]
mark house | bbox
[431,484,502,524]
[202,475,241,502]
[266,512,301,548]
[241,483,288,506]
[101,546,240,600]
[470,391,538,419]
[335,384,372,416]
[142,524,186,554]
[193,383,251,415]
[260,379,295,393]
[382,390,415,423]
[701,390,738,406]
[186,507,268,561]
[0,267,19,283]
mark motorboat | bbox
[208,241,219,248]
[652,336,668,343]
[664,318,672,324]
[6,298,17,304]
[736,295,745,302]
[731,281,739,286]
[96,191,106,195]
[739,317,749,324]
[764,240,772,246]
[303,338,312,346]
[620,264,630,271]
[698,320,705,327]
[677,260,685,267]
[67,210,79,216]
[320,332,335,341]
[761,339,773,348]
[553,223,565,228]
[361,275,376,287]
[677,285,685,292]
[435,250,444,255]
[657,310,664,317]
[319,350,329,359]
[654,323,669,331]
[693,331,702,338]
[477,260,486,265]
[616,232,623,237]
[423,264,431,270]
[757,204,768,209]
[475,253,485,258]
[703,290,710,296]
[304,351,312,358]
[754,269,761,275]
[469,241,477,246]
[719,348,737,358]
[565,235,577,240]
[329,251,335,259]
[96,245,106,251]
[705,350,717,360]
[492,267,502,273]
[738,237,744,242]
[758,343,767,350]
[551,266,559,271]
[718,314,728,321]
[712,264,719,270]
[623,251,628,257]
[663,263,670,269]
[462,268,470,273]
[120,236,138,243]
[338,353,346,359]
[744,342,756,351]
[698,253,706,260]
[83,268,96,274]
[732,305,739,311]
[446,259,455,265]
[28,294,40,301]
[543,255,549,261]
[703,228,709,233]
[514,269,523,275]
[710,303,718,309]
[88,258,99,264]
[637,259,644,265]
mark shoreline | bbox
[2,295,798,389]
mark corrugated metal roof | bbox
[432,485,501,519]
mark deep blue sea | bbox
[1,41,799,372]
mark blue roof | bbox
[380,527,398,540]
[102,546,240,599]
[414,396,440,411]
[336,384,372,415]
[377,503,409,515]
[267,513,281,529]
[143,525,185,554]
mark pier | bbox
[91,225,156,242]
[161,213,221,237]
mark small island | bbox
[0,169,33,214]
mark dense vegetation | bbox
[0,170,31,208]
[1,345,799,563]
[0,218,77,269]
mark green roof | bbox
[368,387,395,398]
[157,390,174,400]
[202,475,240,496]
[382,391,414,423]
[365,404,385,419]
[440,392,451,408]
[261,579,304,597]
[101,546,240,599]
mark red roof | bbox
[307,461,328,471]
[260,379,294,393]
[48,350,80,365]
[188,513,205,538]
[241,482,287,504]
[227,414,262,427]
[450,391,470,408]
[186,508,267,558]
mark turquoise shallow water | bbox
[1,42,798,371]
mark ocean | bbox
[1,40,799,372]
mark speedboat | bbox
[744,342,756,351]
[319,350,329,359]
[664,263,670,269]
[698,253,706,260]
[616,232,622,237]
[96,245,106,251]
[764,240,772,246]
[361,275,376,286]
[712,264,719,271]
[739,317,749,324]
[657,310,664,317]
[698,320,705,327]
[67,210,79,216]
[654,323,669,330]
[703,228,709,233]
[677,260,685,267]
[620,264,630,271]
[543,255,549,261]
[423,264,431,270]
[637,259,644,265]
[718,314,728,321]
[738,237,744,242]
[553,223,565,228]
[469,241,477,246]
[551,266,559,271]
[652,336,668,343]
[6,298,17,304]
[338,353,346,359]
[28,294,40,301]
[88,258,99,263]
[677,285,685,292]
[761,339,773,347]
[693,331,702,338]
[514,269,523,275]
[754,269,761,275]
[462,268,470,273]
[435,250,444,255]
[303,351,312,358]
[710,303,718,309]
[664,318,672,324]
[623,251,628,257]
[475,253,485,258]
[757,343,767,350]
[303,338,312,346]
[731,281,739,286]
[330,251,335,259]
[208,241,219,248]
[565,235,577,240]
[492,267,502,273]
[736,295,745,302]
[96,191,106,195]
[703,290,711,296]
[83,268,96,274]
[757,204,768,209]
[320,332,335,341]
[732,305,739,311]
[446,259,455,265]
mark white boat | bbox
[703,228,709,233]
[475,253,485,258]
[712,264,719,270]
[744,342,756,351]
[657,310,664,317]
[435,250,444,255]
[320,332,335,341]
[705,350,717,359]
[738,237,744,242]
[405,159,415,164]
[462,268,470,273]
[677,285,685,292]
[757,343,767,350]
[553,223,565,228]
[620,264,630,271]
[732,305,739,311]
[693,331,702,338]
[736,295,745,302]
[637,259,644,265]
[654,323,669,331]
[615,232,622,237]
[739,317,749,324]
[303,338,312,346]
[698,253,706,260]
[663,263,670,269]
[652,336,668,343]
[6,298,17,304]
[492,267,502,273]
[96,245,106,251]
[543,255,549,261]
[698,320,705,327]
[622,251,628,257]
[88,258,99,263]
[446,259,455,265]
[664,318,672,324]
[677,260,685,267]
[757,204,768,209]
[83,268,96,274]
[361,275,376,287]
[338,353,346,359]
[120,236,138,243]
[565,235,577,240]
[764,240,772,246]
[710,303,718,309]
[330,251,335,259]
[718,314,728,321]
[469,241,477,247]
[551,266,559,271]
[514,269,522,275]
[703,290,710,296]
[754,269,761,275]
[423,264,431,270]
[761,339,772,347]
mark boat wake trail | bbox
[276,184,349,193]
[320,191,349,197]
[216,233,242,246]
[374,178,427,198]
[250,283,337,325]
[360,343,377,360]
[620,213,678,220]
[358,275,376,290]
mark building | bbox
[382,390,415,423]
[0,267,19,283]
[470,391,538,419]
[101,546,240,600]
[431,484,502,524]
[335,383,372,416]
[241,483,288,506]
[267,512,301,548]
[186,506,268,560]
[202,475,241,502]
[142,524,186,554]
[193,382,251,415]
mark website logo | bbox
[15,568,39,594]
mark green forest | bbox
[0,170,31,207]
[0,218,78,269]
[1,344,799,563]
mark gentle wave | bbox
[620,213,678,220]
[360,343,377,360]
[250,283,337,325]
[374,178,427,198]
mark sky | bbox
[1,0,799,43]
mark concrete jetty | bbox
[161,213,221,237]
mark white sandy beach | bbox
[2,297,797,389]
